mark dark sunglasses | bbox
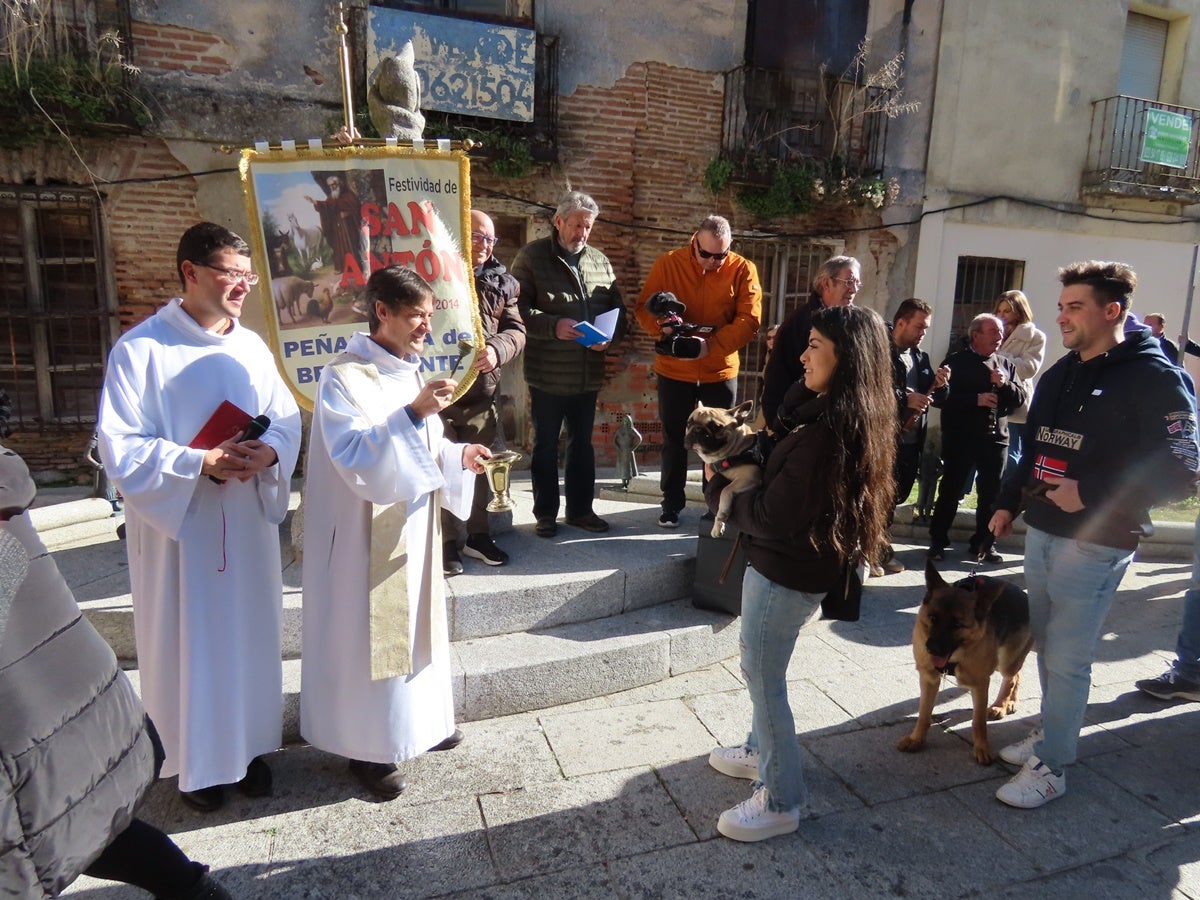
[694,241,729,261]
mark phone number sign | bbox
[369,7,536,124]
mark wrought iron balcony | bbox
[719,65,889,179]
[1083,94,1200,201]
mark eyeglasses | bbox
[193,261,259,285]
[832,277,862,289]
[694,242,729,261]
[470,232,498,247]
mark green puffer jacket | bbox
[511,236,627,395]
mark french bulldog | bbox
[684,401,762,539]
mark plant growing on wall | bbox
[422,113,540,179]
[821,39,920,165]
[0,6,148,149]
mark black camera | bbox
[645,291,714,359]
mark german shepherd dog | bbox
[684,401,761,538]
[896,560,1033,764]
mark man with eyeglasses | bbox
[439,210,526,574]
[98,222,302,814]
[759,255,860,432]
[635,215,762,528]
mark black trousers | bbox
[83,818,204,897]
[929,439,1007,550]
[440,394,500,539]
[657,374,736,515]
[894,441,923,507]
[529,386,598,521]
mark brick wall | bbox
[1,137,200,476]
[131,21,236,77]
[472,61,891,468]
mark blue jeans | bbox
[1172,512,1200,680]
[1023,527,1133,771]
[739,565,823,811]
[529,387,598,521]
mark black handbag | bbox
[821,556,863,622]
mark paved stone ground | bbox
[42,500,1200,898]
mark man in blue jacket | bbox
[989,260,1199,809]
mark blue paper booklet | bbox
[573,308,620,347]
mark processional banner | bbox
[240,145,482,410]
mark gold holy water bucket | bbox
[480,450,521,512]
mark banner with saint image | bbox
[240,145,482,410]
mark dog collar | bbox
[714,451,758,472]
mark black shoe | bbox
[566,512,609,533]
[463,535,508,566]
[179,785,225,813]
[926,546,946,562]
[430,728,465,751]
[348,759,408,800]
[978,550,1003,564]
[657,510,680,528]
[535,518,557,538]
[235,755,273,798]
[443,541,464,576]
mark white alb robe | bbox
[97,299,301,792]
[301,331,471,764]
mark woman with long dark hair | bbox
[705,304,896,842]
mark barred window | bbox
[0,187,117,430]
[732,237,843,408]
[947,256,1025,356]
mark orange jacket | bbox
[634,245,762,383]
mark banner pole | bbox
[336,3,358,141]
[1180,244,1199,367]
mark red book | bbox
[189,400,253,450]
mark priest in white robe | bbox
[301,265,490,799]
[98,223,301,813]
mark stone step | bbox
[73,483,704,660]
[120,596,738,741]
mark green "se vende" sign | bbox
[1142,109,1193,169]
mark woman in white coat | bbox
[994,290,1047,474]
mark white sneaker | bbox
[995,755,1065,809]
[717,786,800,842]
[999,727,1044,766]
[708,745,759,780]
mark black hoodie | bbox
[995,328,1198,550]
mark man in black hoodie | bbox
[988,260,1198,810]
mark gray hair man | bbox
[926,312,1026,564]
[511,191,627,537]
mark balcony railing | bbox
[720,66,889,178]
[1083,94,1200,199]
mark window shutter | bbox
[1118,12,1168,100]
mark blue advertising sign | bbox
[368,7,536,124]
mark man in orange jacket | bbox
[635,215,762,528]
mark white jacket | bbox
[998,321,1047,424]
